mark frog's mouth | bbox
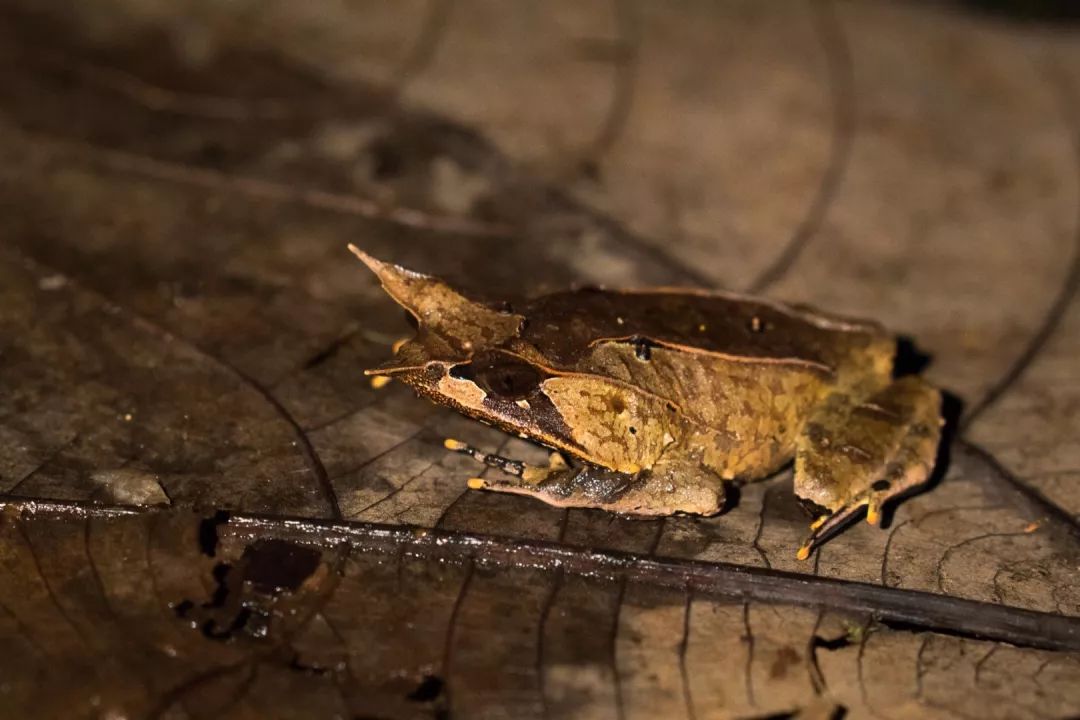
[368,350,600,469]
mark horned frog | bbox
[350,246,942,559]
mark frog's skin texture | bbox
[350,246,942,558]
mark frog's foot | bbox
[442,439,723,515]
[793,376,942,560]
[442,438,534,479]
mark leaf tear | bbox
[198,509,231,557]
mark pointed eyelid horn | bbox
[347,244,525,354]
[348,243,431,322]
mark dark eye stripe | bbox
[450,352,543,400]
[449,363,475,381]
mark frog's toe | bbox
[797,496,871,561]
[796,482,892,559]
[444,438,592,500]
[443,438,526,477]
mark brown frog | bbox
[350,246,942,559]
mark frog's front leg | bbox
[443,439,724,516]
[793,376,942,559]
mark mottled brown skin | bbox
[350,247,942,557]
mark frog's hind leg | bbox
[793,376,942,560]
[442,439,724,516]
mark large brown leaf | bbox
[1,1,1079,718]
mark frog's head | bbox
[351,246,583,453]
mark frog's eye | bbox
[450,353,542,400]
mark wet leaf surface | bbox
[1,1,1079,718]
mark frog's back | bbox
[520,288,893,385]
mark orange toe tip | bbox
[369,375,392,389]
[796,545,812,561]
[444,438,467,451]
[866,509,880,525]
[466,477,486,490]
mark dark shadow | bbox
[406,675,444,703]
[197,509,231,557]
[718,481,742,515]
[958,0,1080,23]
[892,335,932,378]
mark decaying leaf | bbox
[0,1,1079,718]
